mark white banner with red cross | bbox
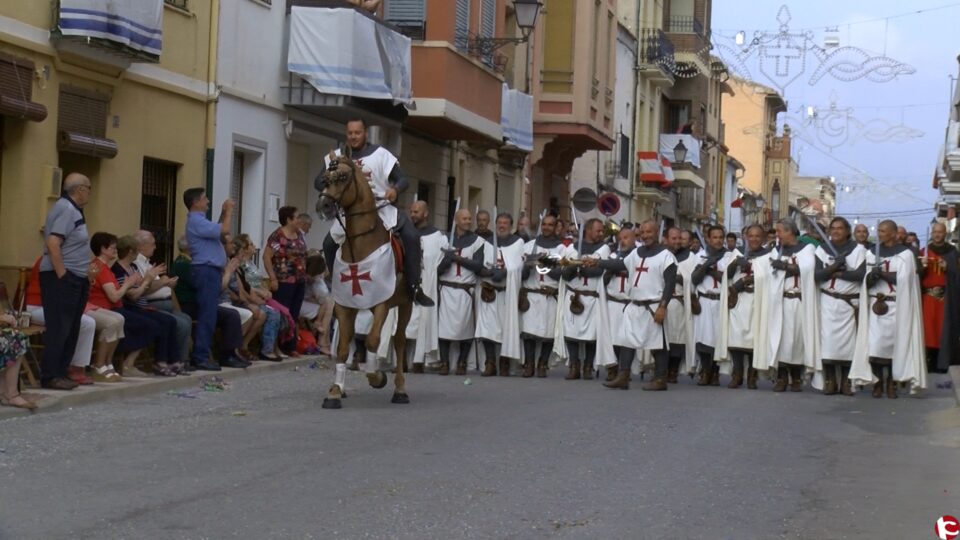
[331,243,396,309]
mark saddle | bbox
[389,233,403,274]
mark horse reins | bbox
[320,158,391,262]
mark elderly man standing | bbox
[133,230,193,369]
[184,188,234,371]
[39,173,94,390]
[437,209,487,375]
[406,201,447,372]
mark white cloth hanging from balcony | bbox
[501,83,533,152]
[287,6,412,105]
[660,134,702,168]
[58,0,163,57]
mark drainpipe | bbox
[203,0,221,219]
[631,0,642,221]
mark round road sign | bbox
[597,193,620,216]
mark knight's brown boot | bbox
[536,357,548,378]
[886,377,898,399]
[455,360,467,376]
[604,370,630,390]
[481,360,496,377]
[565,361,581,380]
[606,365,618,382]
[696,370,711,386]
[871,381,883,398]
[522,360,535,378]
[840,367,854,396]
[499,357,510,377]
[438,360,450,376]
[666,369,678,384]
[642,377,668,391]
[727,369,743,389]
[710,366,721,386]
[412,363,424,374]
[582,360,594,380]
[822,368,838,395]
[772,367,788,392]
[747,368,758,390]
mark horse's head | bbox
[316,151,362,220]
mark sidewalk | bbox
[1,355,327,420]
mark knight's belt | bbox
[631,299,660,307]
[440,280,476,292]
[568,287,600,298]
[698,291,721,301]
[923,286,945,299]
[821,289,858,301]
[783,291,802,299]
[485,283,506,292]
[671,294,684,301]
[523,286,559,298]
[741,286,755,294]
[608,296,629,305]
[873,293,896,301]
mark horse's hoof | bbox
[391,393,410,404]
[321,398,342,409]
[368,372,388,389]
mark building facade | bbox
[0,0,214,279]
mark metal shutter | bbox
[0,52,34,101]
[455,0,470,50]
[57,86,109,138]
[480,0,495,38]
[230,150,245,235]
[385,0,425,22]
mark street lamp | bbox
[673,139,688,163]
[472,0,543,52]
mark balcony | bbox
[660,134,705,190]
[405,42,504,143]
[638,29,675,86]
[667,16,705,36]
[665,15,709,68]
[51,0,163,68]
[284,2,412,122]
[943,119,960,185]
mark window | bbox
[164,0,188,9]
[455,0,471,52]
[140,158,179,267]
[618,133,630,180]
[665,101,691,133]
[771,179,781,221]
[385,0,426,39]
[416,182,431,207]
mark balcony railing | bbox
[453,32,509,75]
[667,16,705,36]
[639,28,675,67]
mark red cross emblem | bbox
[340,263,372,296]
[790,256,799,288]
[618,273,627,293]
[633,258,650,287]
[455,248,463,277]
[883,260,894,292]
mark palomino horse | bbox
[316,152,412,409]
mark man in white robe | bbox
[319,117,433,306]
[691,226,738,386]
[603,227,637,382]
[850,220,926,398]
[665,227,697,382]
[406,201,447,373]
[719,224,773,389]
[520,214,574,378]
[561,218,614,380]
[815,217,867,395]
[475,213,524,376]
[437,209,487,375]
[588,221,677,390]
[765,219,820,392]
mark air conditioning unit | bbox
[43,165,63,198]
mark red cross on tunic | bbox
[790,256,799,288]
[618,273,627,293]
[633,258,650,287]
[883,260,895,293]
[828,256,840,289]
[340,263,372,296]
[455,248,463,277]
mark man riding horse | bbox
[315,118,429,409]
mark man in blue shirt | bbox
[183,188,248,370]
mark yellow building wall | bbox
[721,78,769,195]
[0,3,212,270]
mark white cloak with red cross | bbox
[619,247,676,351]
[331,243,396,309]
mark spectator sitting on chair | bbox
[133,230,193,370]
[24,256,97,385]
[111,235,184,377]
[0,313,37,410]
[301,253,333,356]
[218,233,261,366]
[171,236,249,365]
[231,234,283,361]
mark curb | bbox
[1,355,326,421]
[951,366,960,408]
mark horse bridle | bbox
[319,157,391,261]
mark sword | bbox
[448,197,461,246]
[572,210,583,256]
[805,215,839,259]
[874,219,881,266]
[695,227,707,254]
[658,218,666,245]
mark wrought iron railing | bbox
[639,28,675,68]
[667,16,705,36]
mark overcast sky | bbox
[712,0,958,241]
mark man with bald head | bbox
[436,209,488,375]
[919,222,953,371]
[406,201,447,372]
[39,173,94,389]
[133,230,192,368]
[853,223,871,249]
[850,220,926,397]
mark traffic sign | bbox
[572,188,598,213]
[597,193,620,216]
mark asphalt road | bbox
[1,363,958,540]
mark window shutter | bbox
[455,0,470,50]
[0,52,34,101]
[480,0,495,38]
[58,86,109,138]
[619,133,630,179]
[385,0,425,22]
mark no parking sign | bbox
[597,193,620,216]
